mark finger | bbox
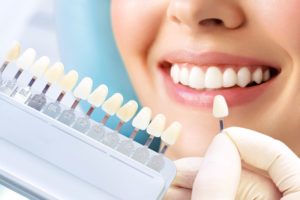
[192,133,241,200]
[173,157,203,189]
[164,187,191,200]
[237,168,281,200]
[224,127,300,196]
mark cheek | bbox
[111,1,167,55]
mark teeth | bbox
[116,100,138,122]
[146,114,166,137]
[205,67,223,89]
[189,67,205,89]
[223,68,237,88]
[237,67,251,87]
[213,95,229,118]
[5,41,21,62]
[101,93,124,116]
[88,84,109,107]
[58,70,79,92]
[161,121,182,145]
[44,62,64,84]
[73,77,93,100]
[16,48,36,70]
[170,64,274,89]
[179,67,189,85]
[30,56,50,78]
[132,107,152,130]
[170,64,180,83]
[252,68,263,84]
[263,69,270,81]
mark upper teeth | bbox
[170,64,271,89]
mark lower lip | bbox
[160,68,273,108]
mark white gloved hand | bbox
[165,127,300,200]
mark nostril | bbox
[199,18,224,26]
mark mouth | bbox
[158,51,280,108]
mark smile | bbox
[158,51,280,107]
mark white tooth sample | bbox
[237,67,251,87]
[101,93,123,115]
[5,41,21,62]
[263,69,270,81]
[189,67,205,89]
[223,68,237,88]
[44,62,64,84]
[116,100,138,122]
[73,77,93,100]
[16,48,36,70]
[252,68,263,84]
[58,70,79,92]
[170,64,180,84]
[213,95,229,118]
[88,84,108,107]
[146,114,166,137]
[179,67,189,85]
[132,107,152,130]
[161,122,182,145]
[205,67,223,89]
[30,56,50,78]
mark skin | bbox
[110,0,300,161]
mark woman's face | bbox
[111,0,300,158]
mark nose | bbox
[167,0,245,30]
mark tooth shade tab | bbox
[73,77,93,100]
[161,121,182,145]
[30,56,50,78]
[58,70,79,92]
[16,48,36,70]
[88,84,109,107]
[213,95,229,118]
[146,114,166,137]
[223,68,237,88]
[116,100,138,122]
[5,41,21,62]
[205,67,223,89]
[101,93,124,115]
[44,62,64,84]
[237,67,251,87]
[132,107,152,130]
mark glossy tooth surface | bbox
[30,56,50,78]
[263,69,270,81]
[237,67,251,87]
[5,41,21,62]
[189,67,205,89]
[73,77,93,100]
[179,67,189,85]
[44,62,64,84]
[170,64,180,83]
[116,100,138,122]
[88,84,108,107]
[146,114,166,137]
[213,95,229,118]
[101,93,123,115]
[223,68,237,88]
[16,48,36,70]
[252,68,263,84]
[161,122,182,145]
[132,107,152,130]
[205,67,223,89]
[58,70,79,92]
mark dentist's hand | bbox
[165,127,300,200]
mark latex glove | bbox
[165,127,300,200]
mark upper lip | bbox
[160,50,280,70]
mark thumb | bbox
[192,133,241,200]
